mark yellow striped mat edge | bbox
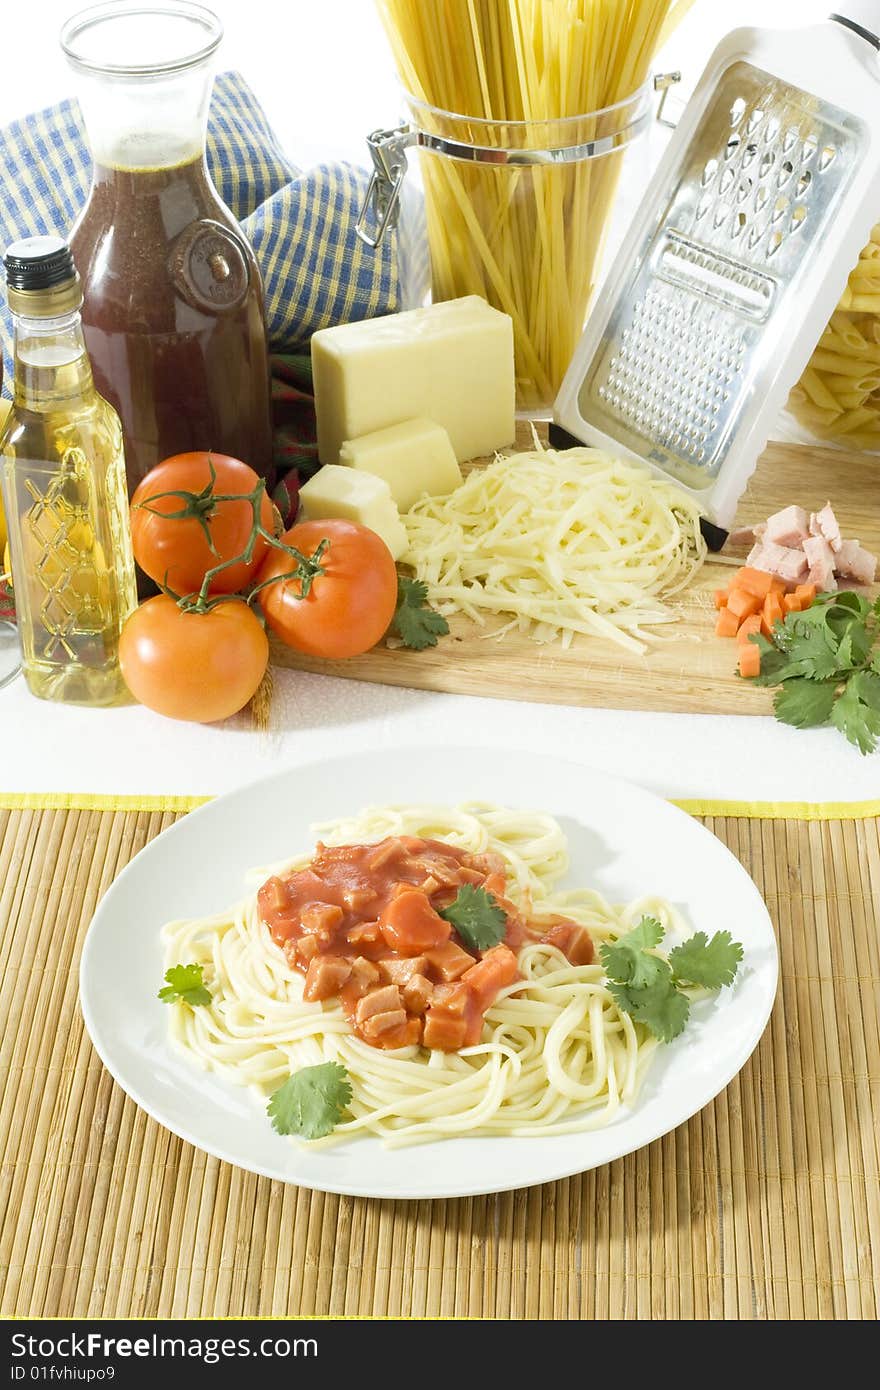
[1,791,879,821]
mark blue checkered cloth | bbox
[0,71,425,387]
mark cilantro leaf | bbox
[830,671,880,755]
[158,962,212,1007]
[607,974,690,1043]
[749,588,880,755]
[391,576,450,650]
[439,883,507,950]
[773,678,839,729]
[772,613,841,680]
[267,1062,352,1139]
[599,916,666,988]
[668,930,743,989]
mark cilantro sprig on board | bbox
[391,576,450,650]
[439,883,507,951]
[267,1062,353,1140]
[745,591,880,754]
[158,962,212,1007]
[600,918,743,1043]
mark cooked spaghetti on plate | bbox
[160,803,742,1148]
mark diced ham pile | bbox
[729,501,877,592]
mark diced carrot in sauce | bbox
[736,613,762,645]
[715,607,740,638]
[713,588,729,609]
[379,889,450,954]
[738,643,761,678]
[783,593,800,613]
[727,588,761,622]
[460,944,519,1011]
[794,583,816,607]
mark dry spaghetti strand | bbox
[375,1,695,404]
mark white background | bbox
[3,0,877,804]
[0,0,833,163]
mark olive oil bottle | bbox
[0,237,136,705]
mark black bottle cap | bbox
[5,235,77,292]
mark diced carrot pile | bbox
[713,567,816,679]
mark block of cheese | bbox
[311,295,515,465]
[338,417,463,512]
[298,465,408,560]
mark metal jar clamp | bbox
[355,73,681,250]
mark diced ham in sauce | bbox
[257,836,593,1054]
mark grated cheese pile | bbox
[401,444,707,653]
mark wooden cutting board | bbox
[271,429,880,715]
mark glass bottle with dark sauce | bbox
[62,3,273,497]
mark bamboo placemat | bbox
[1,802,878,1320]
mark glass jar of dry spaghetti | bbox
[358,86,654,411]
[787,224,880,451]
[369,0,688,411]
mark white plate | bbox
[79,747,778,1199]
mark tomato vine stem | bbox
[135,458,328,614]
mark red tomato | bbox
[119,596,268,722]
[255,518,398,658]
[130,452,275,596]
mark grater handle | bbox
[830,4,880,46]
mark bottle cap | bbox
[4,236,83,316]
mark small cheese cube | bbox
[311,295,515,465]
[298,466,408,560]
[338,418,462,512]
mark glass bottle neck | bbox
[13,309,95,412]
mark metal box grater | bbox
[553,10,880,540]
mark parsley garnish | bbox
[158,962,212,1007]
[667,930,744,989]
[267,1062,353,1140]
[744,592,880,754]
[600,917,743,1043]
[391,576,450,650]
[439,883,507,951]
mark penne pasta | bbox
[792,228,880,447]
